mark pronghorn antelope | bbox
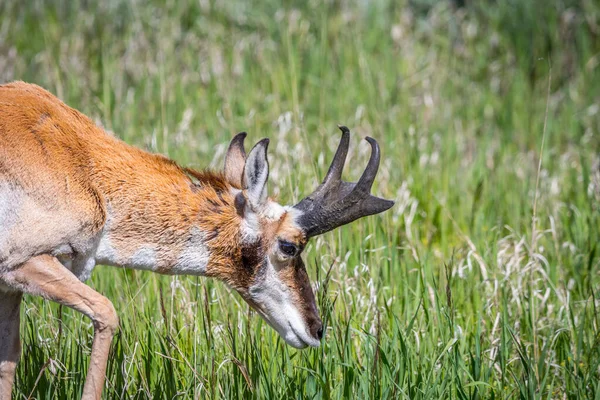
[0,81,393,399]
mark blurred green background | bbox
[1,0,599,398]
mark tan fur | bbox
[0,82,231,270]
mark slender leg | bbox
[0,255,118,400]
[0,291,22,400]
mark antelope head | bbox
[221,126,394,348]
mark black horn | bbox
[294,126,394,237]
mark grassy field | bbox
[2,0,600,398]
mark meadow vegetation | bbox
[1,0,599,398]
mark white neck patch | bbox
[172,227,210,275]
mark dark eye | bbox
[278,240,298,257]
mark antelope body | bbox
[0,81,393,399]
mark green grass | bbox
[2,0,600,398]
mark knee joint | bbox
[94,300,118,334]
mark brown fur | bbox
[0,82,237,271]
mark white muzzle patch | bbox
[248,267,320,349]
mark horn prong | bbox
[355,136,380,193]
[322,126,350,186]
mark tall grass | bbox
[1,0,599,398]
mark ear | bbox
[224,132,247,188]
[242,138,270,211]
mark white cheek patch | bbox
[248,259,320,349]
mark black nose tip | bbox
[316,326,324,340]
[309,319,324,341]
[308,316,324,341]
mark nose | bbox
[309,318,324,341]
[316,325,324,340]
